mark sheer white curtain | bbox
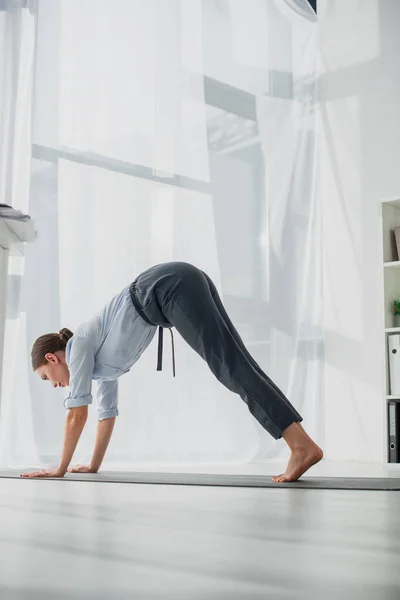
[0,0,320,469]
[0,0,40,465]
[253,0,321,460]
[0,0,36,212]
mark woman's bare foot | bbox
[272,422,323,483]
[272,445,323,483]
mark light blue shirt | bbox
[64,286,157,420]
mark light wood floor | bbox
[0,466,399,599]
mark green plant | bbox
[394,300,400,315]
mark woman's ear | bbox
[44,352,58,364]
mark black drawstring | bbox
[157,327,163,372]
[170,329,176,378]
[157,327,176,377]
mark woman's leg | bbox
[202,272,323,458]
[157,263,322,481]
[201,271,298,411]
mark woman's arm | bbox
[90,417,116,471]
[68,378,118,473]
[21,406,88,478]
[58,406,89,473]
[68,417,116,473]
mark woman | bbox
[21,262,323,482]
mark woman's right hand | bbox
[67,465,98,474]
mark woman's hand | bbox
[67,465,98,474]
[20,469,65,479]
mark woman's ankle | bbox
[282,422,314,451]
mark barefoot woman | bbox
[21,262,323,482]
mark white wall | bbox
[319,0,400,461]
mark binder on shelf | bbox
[388,401,400,463]
[388,334,400,395]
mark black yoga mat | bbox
[1,470,400,490]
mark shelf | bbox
[0,218,36,256]
[381,195,400,207]
[384,261,400,268]
[385,328,400,334]
[387,396,400,401]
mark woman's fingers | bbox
[22,466,91,476]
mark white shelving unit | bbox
[384,261,400,268]
[381,195,400,464]
[0,217,36,409]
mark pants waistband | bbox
[129,282,176,377]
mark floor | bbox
[0,462,399,599]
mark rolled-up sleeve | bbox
[64,337,94,409]
[96,380,119,420]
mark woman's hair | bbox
[31,328,74,370]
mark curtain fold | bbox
[0,0,39,466]
[0,0,37,212]
[253,4,321,459]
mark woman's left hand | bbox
[20,469,65,479]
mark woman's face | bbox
[35,352,70,388]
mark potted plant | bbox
[394,299,400,327]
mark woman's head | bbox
[31,328,73,388]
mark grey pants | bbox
[130,261,302,440]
